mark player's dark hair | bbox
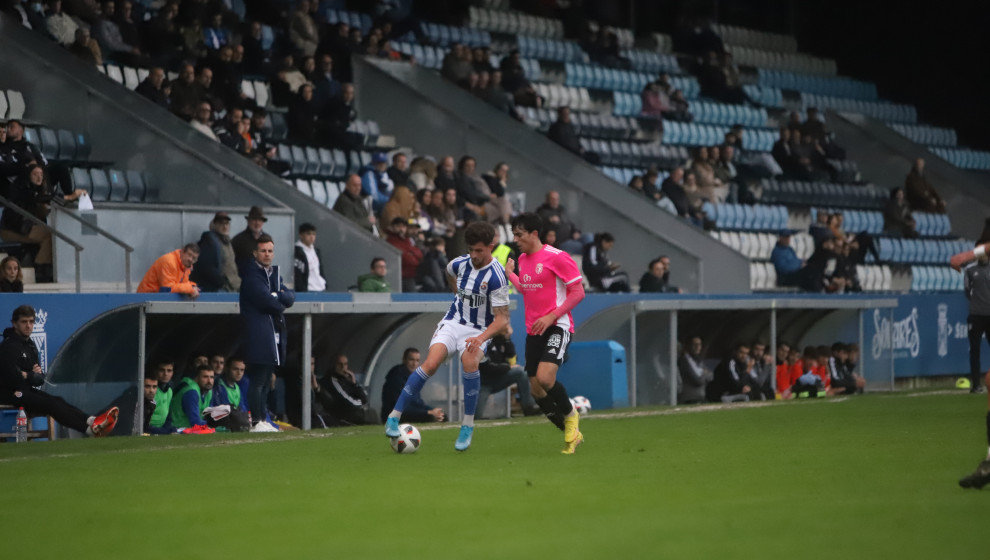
[464,221,496,246]
[831,342,847,352]
[596,232,615,245]
[227,357,245,367]
[299,222,317,234]
[182,242,200,254]
[11,304,34,322]
[195,364,214,376]
[402,347,420,360]
[510,212,542,235]
[371,257,386,269]
[256,233,274,247]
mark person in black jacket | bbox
[477,329,540,418]
[293,222,326,292]
[0,256,24,293]
[380,348,446,424]
[706,344,754,403]
[582,232,630,292]
[190,212,239,292]
[0,305,118,436]
[416,237,449,292]
[312,354,373,426]
[639,256,680,293]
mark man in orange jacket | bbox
[137,243,201,297]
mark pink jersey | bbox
[516,245,583,334]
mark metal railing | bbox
[52,206,135,291]
[0,194,83,292]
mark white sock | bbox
[462,414,474,428]
[86,426,94,436]
[986,446,990,460]
[388,410,401,420]
[87,416,95,426]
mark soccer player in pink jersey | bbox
[505,213,586,454]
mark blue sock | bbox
[392,367,429,416]
[461,370,480,427]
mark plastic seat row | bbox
[568,64,700,97]
[872,238,974,265]
[749,262,781,290]
[911,266,964,292]
[391,41,445,70]
[799,93,917,124]
[0,89,26,120]
[598,166,670,187]
[420,22,492,48]
[704,202,789,232]
[619,49,681,74]
[240,79,271,109]
[742,85,784,108]
[275,144,376,178]
[22,126,93,164]
[757,69,877,100]
[727,45,837,76]
[579,138,674,168]
[70,167,158,203]
[929,147,990,170]
[914,212,952,237]
[100,63,147,90]
[811,207,883,235]
[295,178,343,210]
[468,6,564,39]
[688,100,767,128]
[532,83,593,111]
[663,120,775,151]
[855,264,894,292]
[488,55,542,82]
[715,24,798,53]
[522,107,639,140]
[887,123,957,147]
[714,230,789,260]
[516,35,587,63]
[760,179,887,209]
[323,9,373,34]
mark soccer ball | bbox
[570,396,591,415]
[390,423,421,454]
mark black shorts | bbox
[524,326,571,377]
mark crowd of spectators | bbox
[678,337,865,404]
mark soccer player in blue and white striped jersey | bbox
[385,222,510,451]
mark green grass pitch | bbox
[1,392,987,559]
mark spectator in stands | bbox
[0,256,24,292]
[381,182,415,231]
[663,89,692,123]
[771,127,796,177]
[387,152,410,188]
[883,187,919,238]
[241,20,270,74]
[358,257,390,292]
[408,156,438,191]
[360,152,395,213]
[0,305,118,436]
[288,0,318,57]
[189,101,218,140]
[333,173,376,232]
[385,217,422,293]
[202,11,229,51]
[287,83,319,144]
[771,229,806,288]
[417,236,449,293]
[169,363,214,429]
[135,66,169,109]
[640,256,680,293]
[380,348,446,424]
[441,43,474,88]
[144,2,180,66]
[271,55,308,106]
[137,243,200,297]
[750,342,776,400]
[536,190,575,242]
[499,50,540,108]
[312,353,374,426]
[414,189,435,233]
[803,237,847,293]
[190,211,239,293]
[214,107,243,149]
[239,233,294,425]
[454,155,492,220]
[481,70,520,120]
[661,167,691,219]
[93,0,144,65]
[690,146,726,203]
[481,161,512,222]
[169,63,199,120]
[791,130,830,182]
[68,26,102,65]
[434,155,457,193]
[714,145,740,198]
[231,206,269,268]
[707,344,753,403]
[293,222,326,292]
[1,120,46,181]
[583,232,630,292]
[45,0,76,45]
[802,107,826,142]
[640,78,669,120]
[905,158,946,213]
[322,82,357,150]
[309,54,341,112]
[826,343,865,395]
[548,107,594,163]
[678,336,712,404]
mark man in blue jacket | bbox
[380,348,446,424]
[770,229,805,287]
[239,234,295,424]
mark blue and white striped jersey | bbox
[443,255,510,330]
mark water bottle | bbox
[15,407,28,443]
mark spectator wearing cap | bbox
[191,211,240,292]
[137,243,201,297]
[360,152,394,214]
[232,206,269,269]
[386,217,423,292]
[333,173,376,232]
[293,222,326,292]
[770,229,806,288]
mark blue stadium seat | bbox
[89,169,110,201]
[107,169,127,201]
[125,170,145,202]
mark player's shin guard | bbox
[535,395,565,431]
[392,368,429,416]
[461,370,480,427]
[548,381,574,417]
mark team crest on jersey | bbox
[536,263,544,275]
[480,282,488,291]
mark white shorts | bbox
[430,319,489,358]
